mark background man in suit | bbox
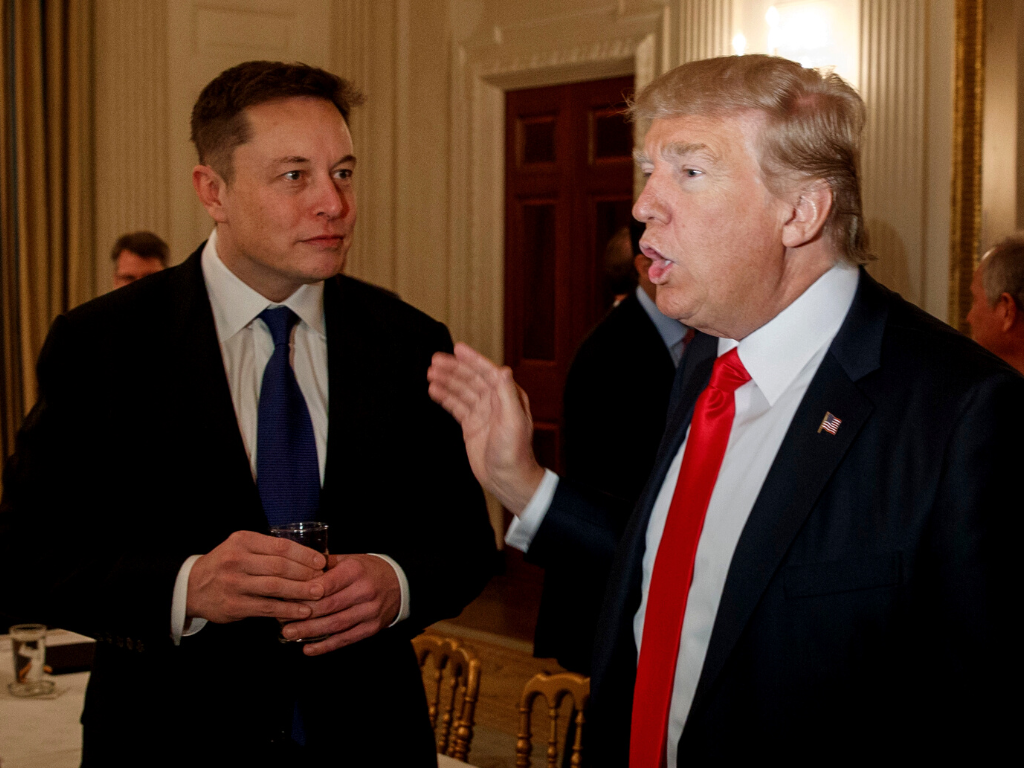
[0,61,494,766]
[536,220,689,673]
[111,230,169,289]
[967,232,1024,372]
[429,54,1021,765]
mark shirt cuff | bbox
[504,469,560,552]
[367,553,410,626]
[171,555,208,645]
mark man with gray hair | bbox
[429,54,1020,765]
[967,233,1024,373]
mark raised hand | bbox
[186,530,326,624]
[427,342,545,514]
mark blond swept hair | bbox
[630,55,869,266]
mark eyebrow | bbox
[273,154,357,166]
[663,142,717,163]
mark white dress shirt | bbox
[506,263,859,766]
[170,229,409,644]
[635,285,689,367]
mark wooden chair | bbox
[516,671,590,768]
[412,633,482,761]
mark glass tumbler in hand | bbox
[269,521,329,644]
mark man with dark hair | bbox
[967,232,1024,373]
[111,230,169,289]
[429,54,1020,764]
[0,60,494,766]
[535,219,690,673]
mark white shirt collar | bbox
[200,228,326,343]
[718,263,860,406]
[636,284,688,349]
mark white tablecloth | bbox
[0,631,91,768]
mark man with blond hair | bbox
[429,55,1021,765]
[967,233,1024,372]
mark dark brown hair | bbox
[190,61,365,182]
[110,231,169,265]
[630,55,869,266]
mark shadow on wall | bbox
[864,219,912,301]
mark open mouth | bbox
[641,243,674,284]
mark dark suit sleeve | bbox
[525,477,630,574]
[0,314,183,645]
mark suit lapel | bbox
[688,270,888,717]
[167,248,264,529]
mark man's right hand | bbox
[186,530,327,624]
[427,342,546,514]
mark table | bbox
[0,631,92,768]
[1,633,480,768]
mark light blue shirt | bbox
[635,285,689,367]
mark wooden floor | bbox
[425,549,579,768]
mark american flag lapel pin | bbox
[818,412,842,435]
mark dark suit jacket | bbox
[534,293,675,672]
[0,246,495,767]
[526,271,1023,763]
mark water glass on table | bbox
[8,623,55,697]
[269,521,329,644]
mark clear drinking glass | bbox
[8,623,55,697]
[269,522,329,644]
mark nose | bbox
[632,176,664,224]
[314,175,347,219]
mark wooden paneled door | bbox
[504,76,635,476]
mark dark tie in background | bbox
[629,347,750,768]
[256,306,321,526]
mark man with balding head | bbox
[429,54,1021,765]
[967,233,1024,373]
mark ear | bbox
[781,180,833,249]
[997,293,1018,333]
[192,165,229,223]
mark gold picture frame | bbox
[949,0,985,332]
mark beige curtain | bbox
[1,0,94,484]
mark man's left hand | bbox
[281,554,402,655]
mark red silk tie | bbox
[629,347,751,768]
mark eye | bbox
[683,168,703,178]
[283,170,302,181]
[334,168,354,181]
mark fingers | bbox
[281,600,379,644]
[301,619,380,656]
[279,555,401,651]
[228,530,326,570]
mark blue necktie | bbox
[256,307,320,526]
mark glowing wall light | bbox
[732,0,860,89]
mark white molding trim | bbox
[447,6,670,365]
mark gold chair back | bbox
[412,633,482,761]
[516,671,590,768]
